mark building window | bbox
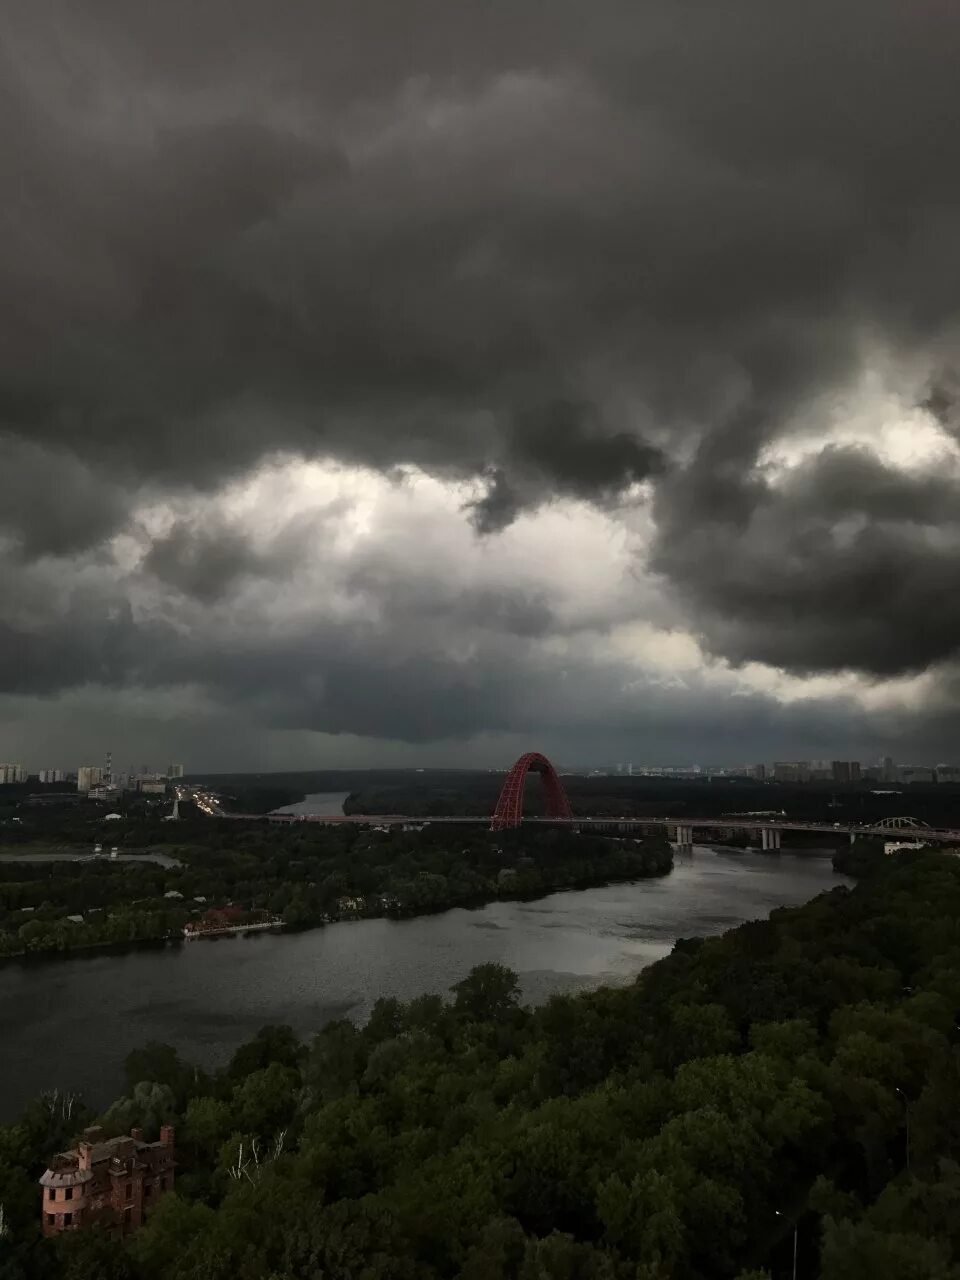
[47,1188,55,1201]
[64,1186,73,1201]
[46,1214,54,1226]
[160,1177,166,1191]
[124,1208,131,1225]
[125,1182,132,1199]
[64,1213,72,1227]
[144,1183,151,1198]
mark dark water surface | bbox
[271,791,350,816]
[0,850,848,1119]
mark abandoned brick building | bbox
[39,1124,175,1235]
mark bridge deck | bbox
[251,813,960,842]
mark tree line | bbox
[0,826,672,959]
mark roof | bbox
[39,1168,93,1188]
[43,1132,162,1178]
[91,1139,131,1163]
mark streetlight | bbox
[895,1087,911,1175]
[775,1210,798,1280]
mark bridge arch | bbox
[875,816,930,830]
[491,752,573,830]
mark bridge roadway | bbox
[253,812,960,843]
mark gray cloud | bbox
[142,515,317,602]
[0,438,131,559]
[653,445,960,676]
[3,0,960,761]
[4,2,955,516]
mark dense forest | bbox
[0,824,672,959]
[1,849,959,1278]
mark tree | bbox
[820,1217,956,1280]
[518,1231,614,1279]
[667,1003,738,1065]
[227,1025,301,1080]
[304,1021,366,1102]
[54,1225,138,1280]
[232,1062,298,1137]
[102,1081,177,1139]
[182,1096,233,1161]
[123,1043,190,1102]
[453,965,522,1023]
[457,1216,527,1280]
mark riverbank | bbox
[0,850,847,1119]
[0,848,182,867]
[0,828,673,962]
[0,853,672,962]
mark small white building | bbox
[884,840,927,856]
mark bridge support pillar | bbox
[761,827,781,851]
[674,824,693,851]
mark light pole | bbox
[896,1087,911,1175]
[775,1210,798,1280]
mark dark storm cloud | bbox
[653,445,960,676]
[468,470,523,536]
[0,437,129,559]
[4,4,956,498]
[0,568,884,753]
[0,598,141,696]
[3,0,960,745]
[468,402,663,531]
[142,516,314,602]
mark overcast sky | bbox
[3,0,960,772]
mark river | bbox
[0,849,848,1120]
[270,791,351,816]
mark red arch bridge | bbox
[490,751,573,830]
[216,751,960,843]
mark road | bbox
[182,795,960,844]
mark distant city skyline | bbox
[4,747,960,784]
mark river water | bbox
[0,850,847,1120]
[271,791,351,816]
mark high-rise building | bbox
[77,765,104,794]
[0,763,24,784]
[167,763,184,779]
[38,769,65,784]
[773,761,811,782]
[900,765,936,784]
[134,774,168,795]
